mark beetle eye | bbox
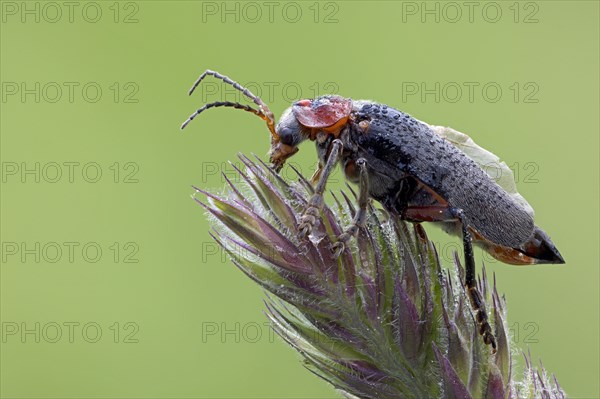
[278,127,296,146]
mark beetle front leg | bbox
[310,162,324,185]
[332,158,369,257]
[298,139,343,238]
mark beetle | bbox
[181,70,565,352]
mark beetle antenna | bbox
[186,70,278,139]
[181,101,265,130]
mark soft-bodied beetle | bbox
[181,70,565,352]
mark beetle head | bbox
[269,96,352,170]
[181,71,350,173]
[269,107,309,172]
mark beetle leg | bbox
[310,162,324,185]
[402,205,497,353]
[332,158,369,257]
[298,139,343,238]
[452,208,497,353]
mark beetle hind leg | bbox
[453,208,497,353]
[332,158,369,257]
[402,205,497,352]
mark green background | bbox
[1,1,598,397]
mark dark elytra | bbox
[343,101,534,248]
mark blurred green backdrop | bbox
[1,1,598,398]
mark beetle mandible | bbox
[181,70,565,353]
